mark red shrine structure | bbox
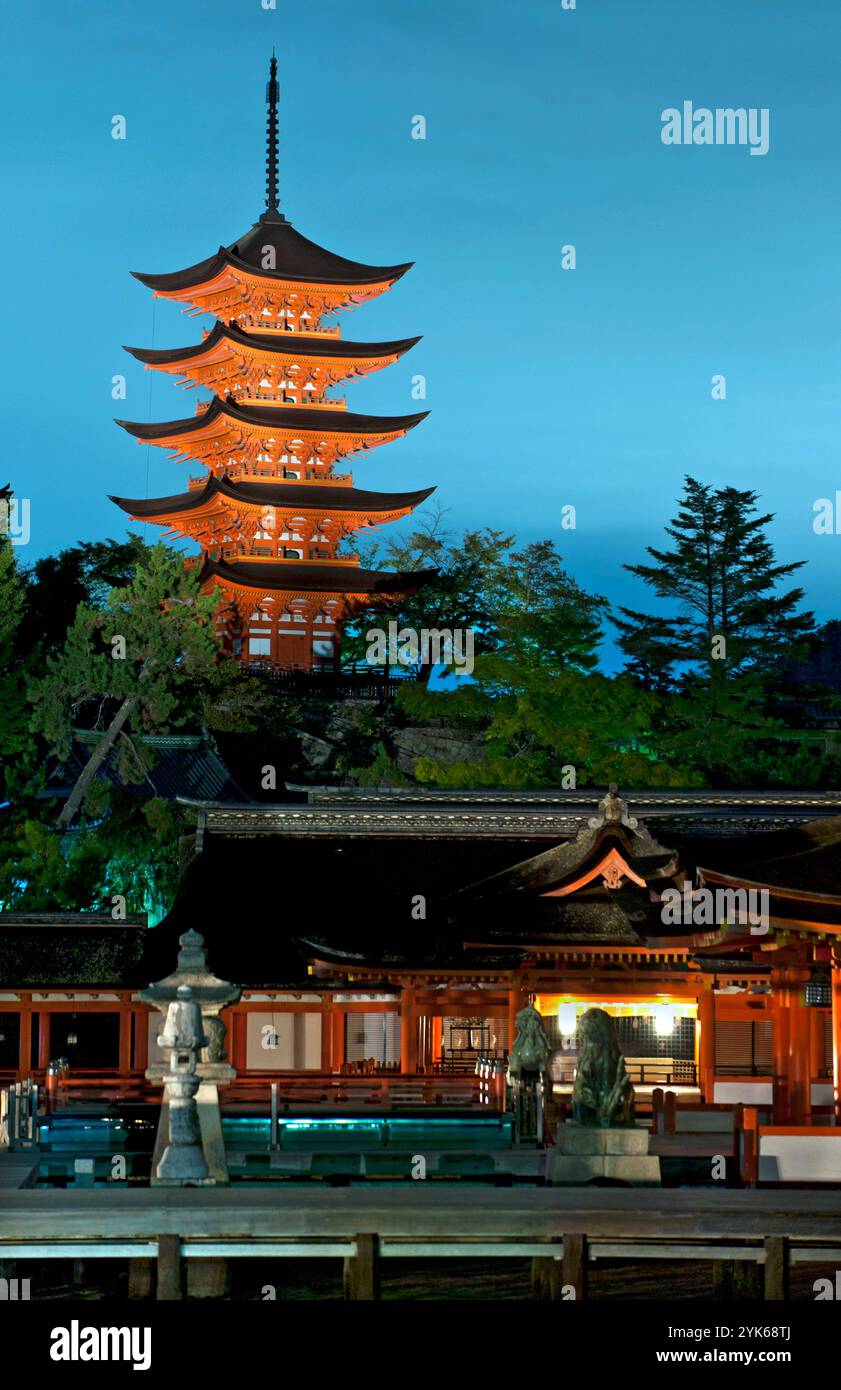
[111,58,434,672]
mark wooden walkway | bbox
[1,1185,839,1240]
[1,1187,838,1299]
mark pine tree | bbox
[614,477,816,779]
[31,545,219,827]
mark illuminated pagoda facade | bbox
[112,58,433,671]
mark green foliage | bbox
[0,788,189,919]
[614,477,817,781]
[0,537,30,769]
[31,544,219,758]
[19,533,151,663]
[344,520,607,677]
[343,742,408,788]
[400,654,697,788]
[615,476,814,685]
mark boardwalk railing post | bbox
[270,1082,278,1152]
[562,1233,587,1300]
[343,1234,380,1300]
[764,1236,789,1301]
[664,1090,677,1135]
[651,1087,663,1135]
[7,1087,16,1152]
[156,1234,184,1301]
[128,1259,154,1300]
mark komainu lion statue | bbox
[572,1007,634,1127]
[508,1002,551,1085]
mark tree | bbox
[613,478,816,780]
[396,657,694,788]
[343,516,607,678]
[614,477,814,685]
[31,545,219,827]
[19,533,151,662]
[0,537,29,772]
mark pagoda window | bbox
[283,548,303,559]
[293,612,306,623]
[283,469,301,480]
[248,637,271,656]
[250,610,265,621]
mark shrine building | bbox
[2,786,841,1135]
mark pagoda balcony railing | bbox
[208,468,352,485]
[242,666,418,700]
[241,394,347,411]
[239,320,342,339]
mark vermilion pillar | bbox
[787,985,812,1126]
[320,1004,333,1072]
[697,990,715,1102]
[832,950,841,1122]
[809,1010,824,1088]
[134,1008,149,1072]
[38,1011,51,1070]
[19,1003,31,1080]
[330,1008,345,1072]
[771,973,790,1124]
[400,987,417,1075]
[118,1004,132,1076]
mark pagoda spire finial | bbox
[263,55,282,219]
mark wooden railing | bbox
[14,1070,486,1114]
[232,1072,481,1108]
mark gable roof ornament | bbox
[588,784,638,832]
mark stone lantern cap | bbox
[140,929,241,1012]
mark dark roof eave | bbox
[123,327,422,366]
[108,479,436,520]
[200,556,438,597]
[115,400,429,441]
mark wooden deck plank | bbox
[0,1187,838,1244]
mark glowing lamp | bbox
[558,1003,577,1035]
[653,1005,675,1037]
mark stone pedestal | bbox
[195,1066,236,1184]
[549,1124,661,1185]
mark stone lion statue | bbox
[572,1007,634,1127]
[508,1002,551,1085]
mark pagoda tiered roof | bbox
[199,555,436,604]
[110,476,435,525]
[123,325,421,396]
[115,398,428,469]
[133,215,412,294]
[131,212,411,320]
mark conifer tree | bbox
[614,477,816,778]
[31,545,219,827]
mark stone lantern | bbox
[156,985,209,1184]
[141,929,241,1186]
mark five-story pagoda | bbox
[112,57,434,672]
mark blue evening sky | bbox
[5,0,841,667]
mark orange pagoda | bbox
[112,57,434,671]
